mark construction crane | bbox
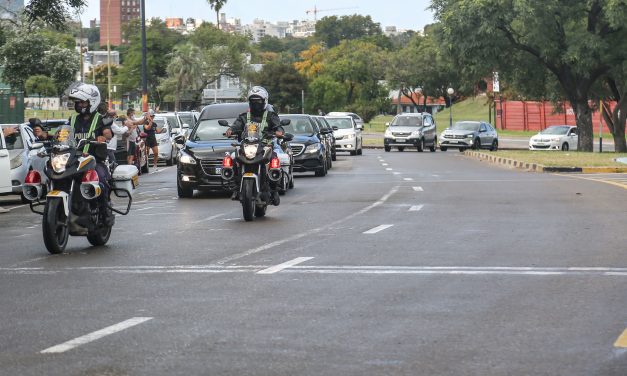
[305,6,358,22]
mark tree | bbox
[25,75,57,101]
[24,0,85,29]
[207,0,227,30]
[431,0,627,151]
[293,44,326,80]
[596,63,627,152]
[42,45,80,97]
[315,14,384,48]
[0,33,48,90]
[249,61,306,113]
[159,43,204,111]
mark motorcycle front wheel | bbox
[242,179,255,222]
[42,198,69,254]
[87,222,112,246]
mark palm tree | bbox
[164,43,204,111]
[207,0,227,30]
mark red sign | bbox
[9,96,15,109]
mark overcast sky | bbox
[79,0,435,31]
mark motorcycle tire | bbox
[255,204,267,218]
[242,179,255,222]
[42,198,69,254]
[87,223,112,246]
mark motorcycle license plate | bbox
[244,172,254,177]
[48,190,62,196]
[395,138,406,142]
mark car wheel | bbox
[331,152,337,161]
[459,147,466,152]
[349,149,356,156]
[166,150,174,166]
[430,138,437,152]
[398,147,405,152]
[472,138,481,150]
[357,148,362,155]
[417,138,424,152]
[562,142,569,151]
[177,179,193,198]
[490,140,498,152]
[384,146,391,152]
[141,157,149,174]
[315,160,327,176]
[440,146,447,152]
[288,174,294,189]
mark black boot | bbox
[231,190,239,200]
[271,191,280,206]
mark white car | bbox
[0,128,12,194]
[327,111,364,129]
[529,125,578,151]
[325,116,363,155]
[147,116,177,166]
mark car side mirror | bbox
[30,142,44,150]
[356,124,363,130]
[283,132,294,142]
[280,119,291,126]
[385,122,390,126]
[182,123,190,129]
[218,120,229,127]
[174,134,185,145]
[332,126,338,131]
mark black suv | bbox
[176,103,248,197]
[279,114,329,177]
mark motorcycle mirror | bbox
[174,135,185,145]
[283,133,294,142]
[218,120,229,127]
[280,119,291,126]
[30,142,44,150]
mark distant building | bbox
[243,18,291,42]
[0,0,23,18]
[89,18,100,29]
[100,0,140,46]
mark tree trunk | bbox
[571,99,594,152]
[602,99,627,153]
[216,11,220,30]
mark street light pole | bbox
[106,0,112,109]
[140,0,148,112]
[447,87,455,128]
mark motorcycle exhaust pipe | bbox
[268,168,281,182]
[221,167,234,180]
[22,184,43,201]
[80,182,102,200]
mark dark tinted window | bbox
[453,122,480,131]
[280,115,316,135]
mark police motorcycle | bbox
[218,118,293,221]
[22,125,138,254]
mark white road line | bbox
[382,163,389,166]
[364,224,394,234]
[192,213,224,224]
[393,172,401,175]
[135,207,154,212]
[409,205,424,212]
[257,257,314,274]
[403,178,413,181]
[386,168,393,171]
[6,204,28,210]
[413,186,424,192]
[40,317,153,354]
[215,186,400,265]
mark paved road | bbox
[1,150,626,375]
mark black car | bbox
[279,114,329,177]
[176,102,248,197]
[312,115,336,163]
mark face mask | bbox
[74,102,89,115]
[249,101,265,114]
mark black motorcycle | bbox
[218,119,292,221]
[22,125,135,254]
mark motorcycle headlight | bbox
[10,154,23,169]
[179,151,196,165]
[305,143,321,154]
[51,153,70,173]
[244,144,258,159]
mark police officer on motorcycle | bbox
[67,83,114,225]
[225,86,284,204]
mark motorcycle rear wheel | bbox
[242,179,255,222]
[42,198,69,254]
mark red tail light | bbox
[222,155,233,168]
[82,169,99,183]
[25,170,41,185]
[269,157,280,169]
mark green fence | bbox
[0,91,25,124]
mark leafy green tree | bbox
[40,29,75,49]
[431,0,627,151]
[24,0,85,29]
[159,43,204,111]
[42,45,80,97]
[257,35,283,53]
[207,0,227,29]
[595,63,627,152]
[25,75,57,97]
[315,14,384,48]
[249,61,306,113]
[0,33,48,90]
[307,75,346,114]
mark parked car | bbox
[160,111,190,139]
[325,116,363,155]
[439,121,499,152]
[529,125,578,151]
[0,128,12,194]
[176,102,248,197]
[383,112,437,152]
[279,114,329,177]
[146,116,177,166]
[327,111,364,129]
[312,115,336,162]
[175,111,199,136]
[0,123,44,202]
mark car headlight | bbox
[466,134,474,138]
[346,133,356,140]
[305,143,321,154]
[10,154,23,169]
[384,129,392,137]
[244,144,258,159]
[51,153,70,173]
[179,151,196,165]
[411,131,422,137]
[552,137,561,142]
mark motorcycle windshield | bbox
[53,124,77,148]
[243,123,261,140]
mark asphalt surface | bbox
[1,150,627,375]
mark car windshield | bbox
[178,114,195,127]
[1,125,24,150]
[391,116,422,127]
[325,117,353,129]
[191,119,234,141]
[280,117,315,135]
[452,122,480,131]
[164,115,179,129]
[540,126,570,135]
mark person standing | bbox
[143,109,160,171]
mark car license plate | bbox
[450,140,458,143]
[215,167,222,174]
[395,138,406,142]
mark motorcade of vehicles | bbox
[312,115,336,163]
[439,121,499,152]
[383,113,438,152]
[0,129,11,194]
[327,111,365,129]
[175,102,249,198]
[529,125,578,151]
[0,123,48,202]
[21,124,136,254]
[218,118,294,221]
[325,116,363,156]
[147,116,177,166]
[279,114,329,176]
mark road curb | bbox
[463,151,627,173]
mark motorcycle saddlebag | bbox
[111,165,139,197]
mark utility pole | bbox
[106,0,113,109]
[140,0,148,112]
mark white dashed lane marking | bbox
[413,186,424,192]
[409,205,424,212]
[363,225,394,234]
[257,257,314,274]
